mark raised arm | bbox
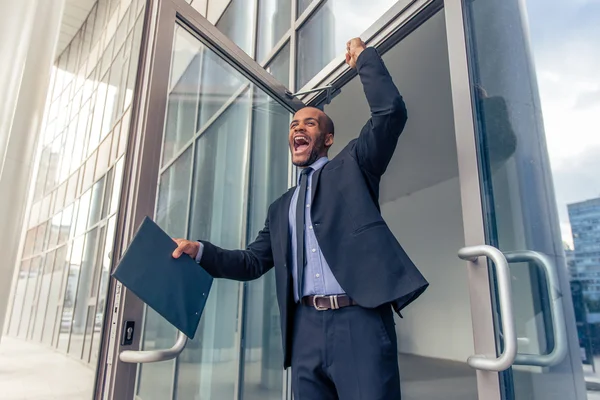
[347,39,408,177]
[172,213,274,281]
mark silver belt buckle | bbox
[313,295,328,311]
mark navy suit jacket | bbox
[199,47,429,368]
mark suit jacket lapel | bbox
[278,188,295,269]
[310,166,323,204]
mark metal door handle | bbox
[459,245,517,371]
[504,250,567,367]
[119,330,188,363]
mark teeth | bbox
[294,137,308,145]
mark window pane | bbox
[156,147,193,238]
[177,94,250,400]
[58,237,83,351]
[296,0,398,89]
[256,0,291,62]
[69,228,100,359]
[162,26,201,165]
[32,250,56,342]
[216,0,254,56]
[196,45,247,131]
[19,257,42,338]
[240,86,291,399]
[266,44,290,85]
[7,259,32,336]
[43,244,69,345]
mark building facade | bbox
[1,0,599,399]
[569,198,600,300]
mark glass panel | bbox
[90,216,117,364]
[464,0,597,398]
[266,44,289,85]
[88,176,106,227]
[49,212,63,248]
[69,228,100,358]
[196,39,247,131]
[156,148,193,237]
[296,0,398,89]
[137,149,193,400]
[162,26,201,165]
[32,250,56,342]
[297,0,313,16]
[75,189,92,236]
[20,257,42,338]
[240,53,291,398]
[7,259,32,336]
[58,236,84,352]
[60,204,75,245]
[110,157,125,215]
[43,245,69,345]
[256,0,291,62]
[215,0,254,57]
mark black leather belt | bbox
[301,294,358,310]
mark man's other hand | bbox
[345,37,366,69]
[172,239,200,260]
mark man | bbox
[173,38,428,399]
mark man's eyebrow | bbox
[290,117,318,127]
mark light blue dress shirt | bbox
[196,156,346,302]
[290,157,345,302]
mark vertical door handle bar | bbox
[504,250,568,367]
[459,245,517,371]
[119,330,188,363]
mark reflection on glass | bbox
[297,0,313,16]
[7,259,31,336]
[197,44,247,131]
[90,216,117,363]
[257,0,291,62]
[88,176,105,227]
[43,244,69,345]
[110,157,125,215]
[75,189,92,236]
[296,0,397,89]
[241,83,290,398]
[465,0,600,398]
[69,228,99,359]
[177,94,250,400]
[33,251,56,342]
[58,236,84,351]
[266,44,290,85]
[156,148,193,238]
[19,257,42,338]
[162,26,202,165]
[136,308,177,400]
[216,0,254,56]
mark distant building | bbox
[568,197,600,300]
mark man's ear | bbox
[325,133,334,148]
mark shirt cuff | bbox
[195,241,204,263]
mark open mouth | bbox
[293,135,310,153]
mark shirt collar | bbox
[296,156,329,185]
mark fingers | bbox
[172,239,188,258]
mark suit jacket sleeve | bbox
[198,211,274,281]
[354,47,408,178]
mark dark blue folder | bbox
[111,216,213,339]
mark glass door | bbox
[455,0,589,399]
[100,0,303,399]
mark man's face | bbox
[289,107,333,167]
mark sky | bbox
[524,0,600,247]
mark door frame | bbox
[303,1,503,398]
[97,0,506,399]
[96,0,304,398]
